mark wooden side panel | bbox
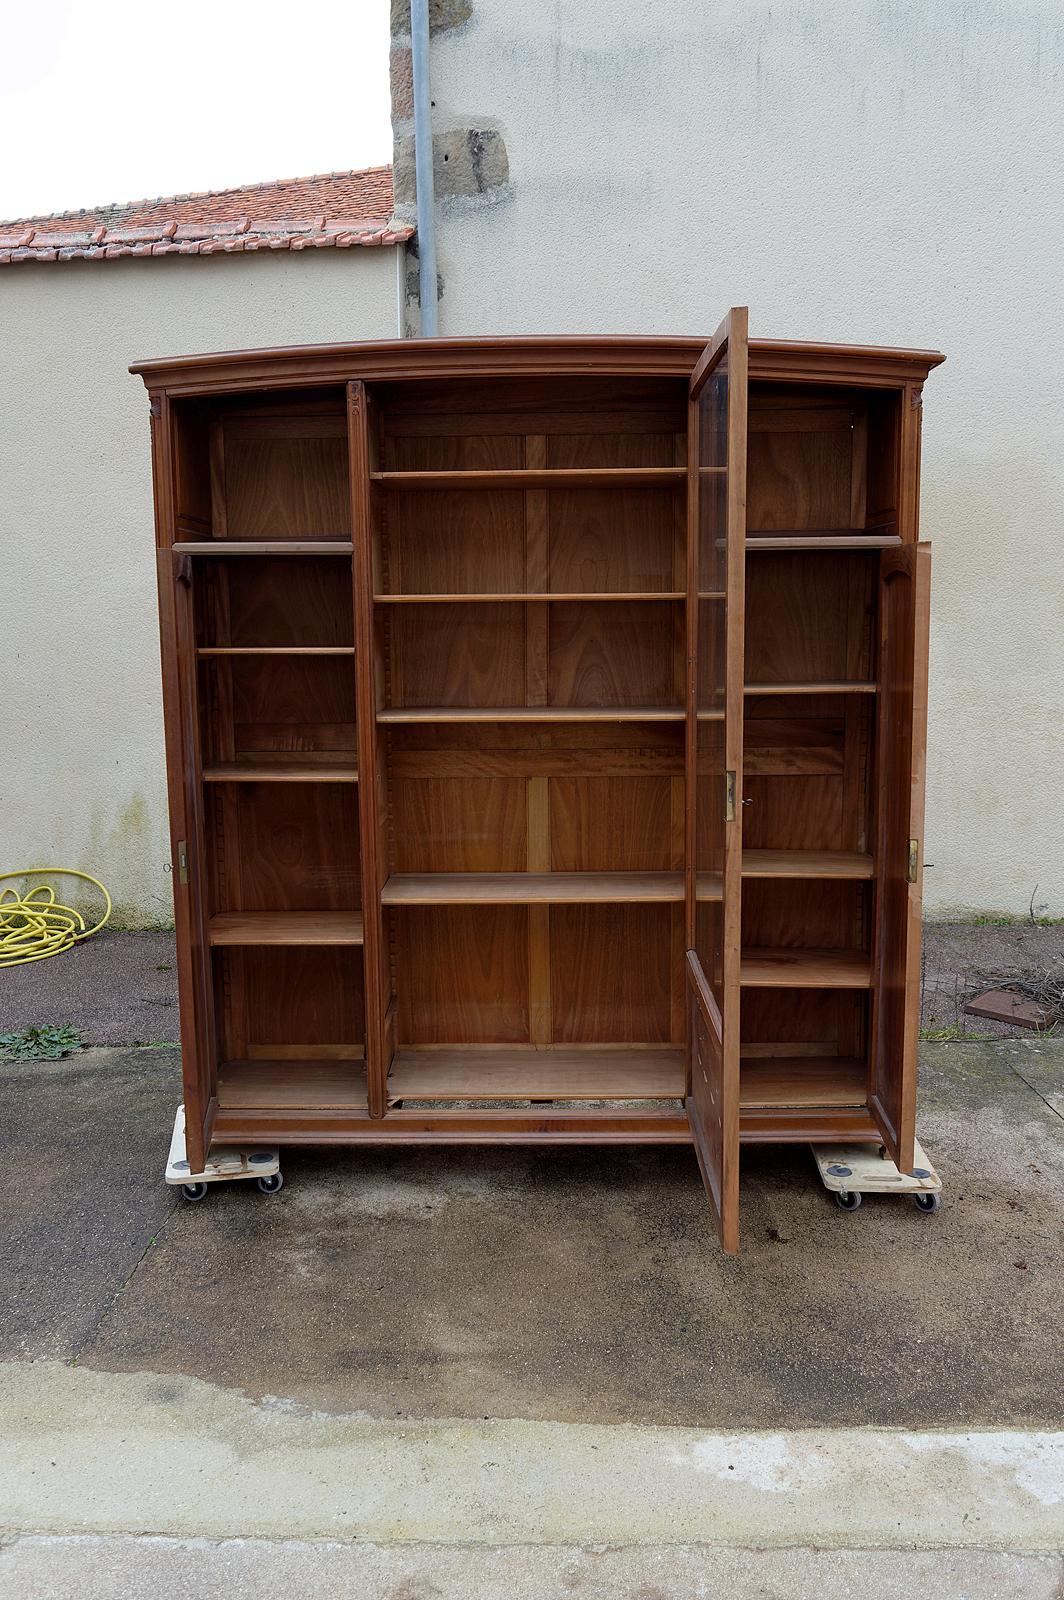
[870,543,931,1171]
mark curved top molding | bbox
[131,333,945,396]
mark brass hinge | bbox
[177,840,189,885]
[907,838,919,883]
[725,770,736,822]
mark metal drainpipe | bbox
[410,0,439,337]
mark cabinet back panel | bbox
[395,906,530,1044]
[196,558,354,649]
[550,905,677,1043]
[391,777,527,871]
[208,784,360,911]
[741,775,847,852]
[741,880,869,953]
[745,554,876,685]
[387,602,526,706]
[747,417,853,530]
[387,722,684,778]
[217,947,365,1058]
[225,657,357,759]
[548,601,682,706]
[222,425,350,539]
[741,989,867,1058]
[549,776,679,871]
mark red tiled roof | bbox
[0,167,412,265]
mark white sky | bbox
[3,0,393,221]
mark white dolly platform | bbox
[812,1136,942,1213]
[165,1104,283,1202]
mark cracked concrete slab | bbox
[8,1041,1054,1428]
[0,1362,1061,1549]
[0,1536,1060,1600]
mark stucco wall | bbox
[416,0,1064,917]
[1,249,399,925]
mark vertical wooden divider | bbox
[683,392,700,1094]
[524,435,552,1047]
[349,381,388,1116]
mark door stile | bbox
[685,308,748,1253]
[869,541,930,1172]
[348,380,389,1117]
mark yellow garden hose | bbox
[0,870,111,968]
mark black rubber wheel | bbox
[256,1171,284,1195]
[181,1181,209,1202]
[913,1191,941,1213]
[835,1189,862,1211]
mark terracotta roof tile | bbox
[0,167,411,266]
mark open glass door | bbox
[685,308,748,1253]
[871,542,931,1173]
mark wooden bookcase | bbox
[133,315,943,1251]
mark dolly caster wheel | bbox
[835,1189,862,1211]
[257,1171,284,1195]
[913,1191,940,1213]
[181,1181,209,1203]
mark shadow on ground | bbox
[1,1038,1061,1428]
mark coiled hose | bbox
[0,870,111,968]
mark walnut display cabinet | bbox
[133,313,943,1252]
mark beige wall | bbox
[1,249,399,925]
[414,0,1064,917]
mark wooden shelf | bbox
[378,705,686,724]
[208,911,365,946]
[219,1058,367,1111]
[746,532,902,551]
[740,1057,867,1108]
[697,590,727,600]
[373,591,684,603]
[371,468,687,489]
[742,850,874,880]
[197,646,355,657]
[173,541,353,555]
[202,762,358,783]
[383,872,684,905]
[387,1046,685,1102]
[744,682,877,696]
[740,948,872,988]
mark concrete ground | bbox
[1,929,1062,1593]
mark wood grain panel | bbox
[548,601,681,707]
[383,432,524,594]
[222,946,365,1059]
[209,783,361,911]
[549,776,674,870]
[544,433,683,591]
[223,429,350,538]
[739,775,845,852]
[388,603,526,706]
[747,414,853,531]
[741,879,868,953]
[551,904,673,1042]
[390,778,526,871]
[741,988,867,1058]
[227,656,356,759]
[219,1059,367,1110]
[395,906,530,1044]
[745,553,876,685]
[201,556,354,648]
